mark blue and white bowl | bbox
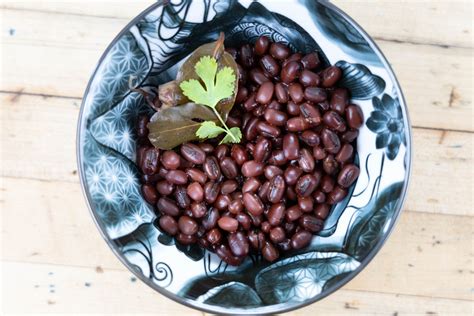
[77,1,412,314]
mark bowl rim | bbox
[76,0,413,314]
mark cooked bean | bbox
[286,205,303,222]
[282,53,302,67]
[301,52,320,69]
[312,146,327,161]
[204,182,220,204]
[156,180,174,196]
[243,177,261,193]
[249,68,269,85]
[178,216,198,235]
[231,145,248,165]
[304,87,327,103]
[295,174,318,197]
[300,102,322,125]
[284,165,303,186]
[286,185,297,201]
[342,129,359,143]
[187,182,204,202]
[215,194,231,211]
[243,192,264,216]
[199,143,214,153]
[216,244,242,266]
[186,168,207,184]
[270,227,286,243]
[206,228,222,245]
[267,100,282,110]
[330,88,349,114]
[287,116,310,132]
[228,231,249,257]
[321,129,341,154]
[346,105,364,129]
[287,101,301,116]
[301,130,320,147]
[268,175,286,203]
[298,148,315,172]
[236,213,252,230]
[313,190,326,204]
[165,170,188,185]
[275,83,288,103]
[262,241,279,262]
[157,197,180,216]
[142,148,160,175]
[264,165,283,180]
[258,181,271,203]
[255,35,270,56]
[299,69,320,87]
[323,111,346,132]
[256,81,274,104]
[264,108,287,126]
[241,160,264,177]
[174,185,191,209]
[268,150,288,166]
[191,202,207,218]
[142,184,158,205]
[256,121,281,138]
[315,203,330,220]
[159,215,178,236]
[267,203,285,226]
[270,42,290,60]
[249,230,266,250]
[321,175,335,193]
[214,144,229,160]
[254,138,272,162]
[299,215,324,233]
[281,61,302,83]
[176,233,197,245]
[243,93,258,111]
[137,115,149,138]
[323,155,338,175]
[288,83,304,103]
[235,86,248,104]
[298,196,314,213]
[260,55,280,77]
[327,186,348,204]
[161,150,180,170]
[181,143,206,164]
[220,157,239,179]
[283,133,300,160]
[322,66,342,87]
[239,44,254,68]
[291,230,312,249]
[202,207,219,230]
[336,144,354,163]
[337,164,360,188]
[218,216,239,232]
[203,156,221,180]
[228,199,244,214]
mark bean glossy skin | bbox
[270,42,290,60]
[241,161,264,177]
[180,143,206,164]
[283,133,300,160]
[321,129,341,154]
[323,111,346,132]
[264,165,283,180]
[254,138,272,163]
[313,190,326,204]
[286,205,303,222]
[228,232,250,257]
[176,233,197,245]
[218,216,239,232]
[191,202,207,218]
[268,150,288,166]
[202,207,219,230]
[269,227,286,243]
[264,108,287,126]
[315,203,330,220]
[260,55,280,77]
[288,83,304,103]
[142,184,158,205]
[327,186,348,204]
[304,87,327,103]
[204,182,220,204]
[161,150,180,170]
[166,170,188,185]
[336,144,354,163]
[220,157,239,179]
[231,145,248,165]
[322,66,342,87]
[159,215,178,236]
[249,69,269,85]
[228,199,244,214]
[301,130,320,147]
[299,215,323,233]
[287,101,301,116]
[255,35,270,56]
[323,155,338,175]
[221,180,238,195]
[301,52,320,69]
[206,228,222,245]
[299,69,320,87]
[291,230,312,249]
[203,157,221,180]
[300,102,322,126]
[156,180,174,196]
[275,83,288,103]
[321,175,335,193]
[249,231,266,250]
[174,185,191,209]
[337,164,360,188]
[268,175,286,203]
[330,88,349,114]
[186,168,207,184]
[214,144,229,160]
[256,81,274,104]
[243,192,264,216]
[287,117,310,132]
[242,177,261,193]
[298,196,314,213]
[267,203,285,226]
[216,244,242,266]
[157,197,180,216]
[178,215,198,235]
[262,242,279,262]
[295,174,318,197]
[236,213,252,230]
[256,121,281,138]
[187,182,204,202]
[141,148,160,175]
[284,166,303,186]
[298,148,315,172]
[239,44,254,68]
[281,61,302,84]
[346,105,364,129]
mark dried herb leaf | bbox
[147,103,217,150]
[158,80,186,109]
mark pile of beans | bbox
[136,36,363,265]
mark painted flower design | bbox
[366,94,406,160]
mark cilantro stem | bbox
[211,107,237,142]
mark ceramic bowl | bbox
[77,0,412,314]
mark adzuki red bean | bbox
[138,36,363,266]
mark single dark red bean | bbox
[178,216,198,235]
[187,182,204,202]
[264,165,283,180]
[298,148,315,173]
[229,199,244,215]
[322,66,342,87]
[346,105,364,129]
[274,83,288,103]
[236,213,251,230]
[283,133,300,160]
[287,101,301,116]
[159,215,178,236]
[243,93,259,113]
[270,42,290,60]
[180,143,206,164]
[174,185,191,209]
[301,52,320,69]
[254,137,272,163]
[337,164,360,188]
[256,81,275,105]
[327,186,348,204]
[286,116,310,132]
[282,53,302,68]
[206,228,222,245]
[203,156,221,180]
[239,44,254,68]
[165,170,187,185]
[220,157,239,179]
[161,150,180,170]
[199,143,214,153]
[214,194,231,211]
[267,203,285,226]
[241,160,264,177]
[216,244,242,266]
[255,35,270,56]
[204,181,220,204]
[142,148,160,175]
[296,174,318,197]
[262,242,279,262]
[323,111,346,132]
[141,184,158,205]
[342,129,359,143]
[301,130,320,147]
[202,207,219,230]
[249,68,270,85]
[330,88,349,114]
[268,150,288,166]
[176,233,197,245]
[228,231,250,257]
[315,203,330,220]
[291,230,312,249]
[304,87,327,103]
[242,177,261,193]
[267,100,282,110]
[321,129,341,154]
[269,226,286,243]
[286,185,297,201]
[288,83,304,103]
[298,196,314,213]
[231,145,248,165]
[313,146,327,161]
[264,108,287,126]
[156,180,174,196]
[218,216,239,232]
[256,121,281,138]
[186,168,207,184]
[284,165,303,186]
[157,197,180,216]
[258,181,271,203]
[214,144,229,160]
[260,55,280,77]
[286,205,302,222]
[321,174,335,194]
[299,215,324,233]
[299,69,320,87]
[313,190,326,204]
[268,175,286,203]
[300,102,322,126]
[190,202,207,218]
[220,180,237,195]
[243,192,264,216]
[336,144,354,163]
[281,61,302,84]
[235,86,248,104]
[323,155,339,175]
[249,230,265,250]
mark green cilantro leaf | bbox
[180,56,236,108]
[196,121,226,139]
[220,127,242,144]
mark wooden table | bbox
[1,1,472,314]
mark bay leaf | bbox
[147,102,217,150]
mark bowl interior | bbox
[77,0,411,314]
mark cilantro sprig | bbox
[180,56,241,144]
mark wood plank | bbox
[1,93,472,216]
[2,176,472,300]
[3,1,472,48]
[1,9,472,130]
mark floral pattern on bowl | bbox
[77,0,411,314]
